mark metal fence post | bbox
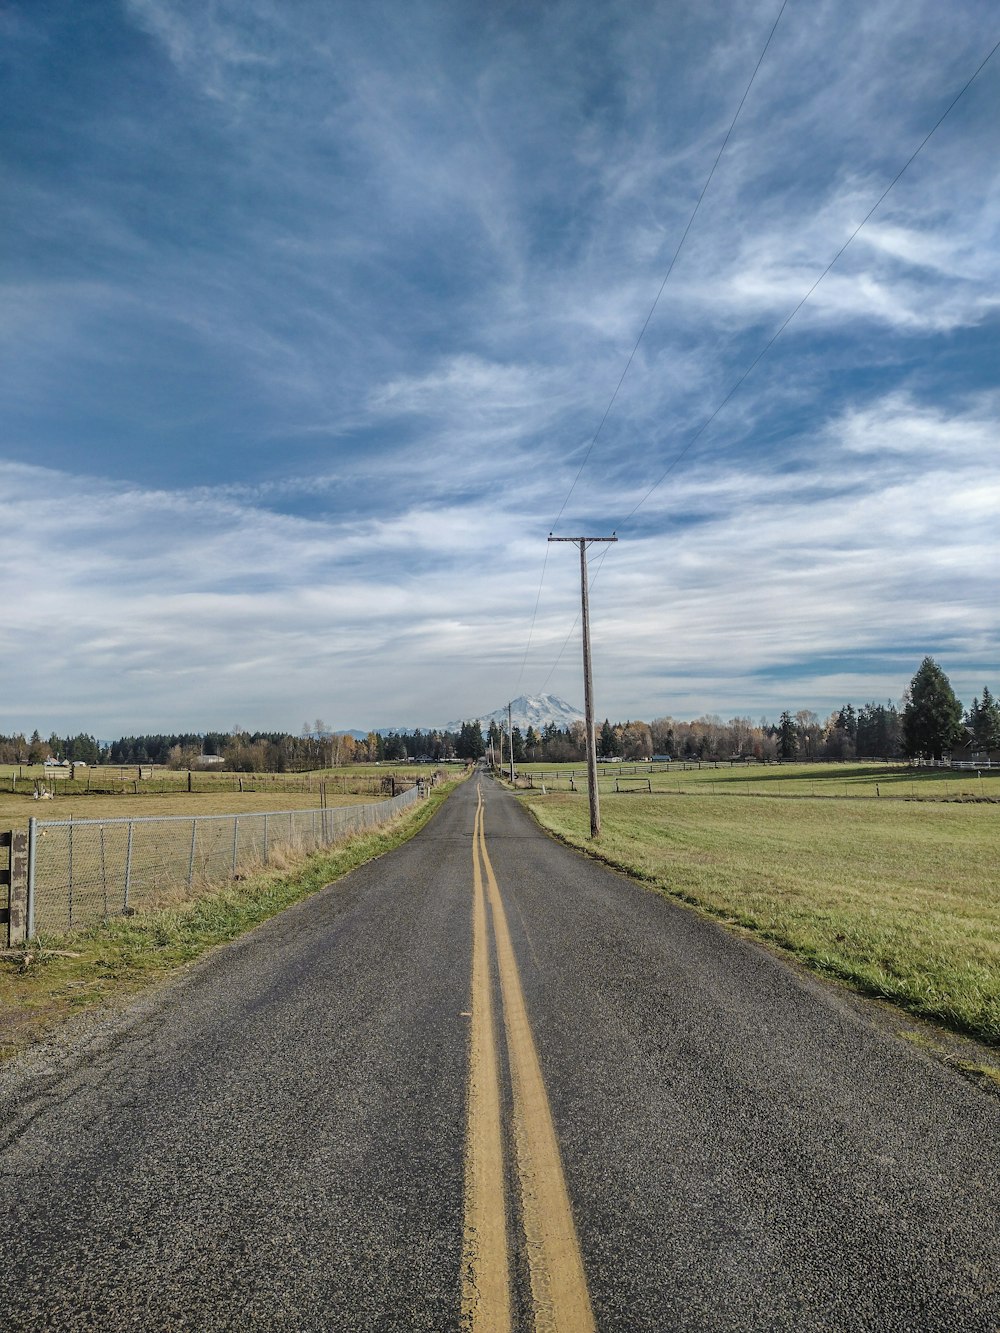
[68,819,74,929]
[100,826,108,918]
[263,813,269,865]
[232,819,239,876]
[26,817,37,940]
[188,819,197,889]
[124,820,133,912]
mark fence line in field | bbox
[20,784,426,938]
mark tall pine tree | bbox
[967,686,1000,751]
[902,658,963,761]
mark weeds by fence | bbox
[20,785,425,938]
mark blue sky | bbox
[3,0,998,734]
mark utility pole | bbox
[548,534,617,837]
[508,701,514,784]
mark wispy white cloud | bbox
[526,391,1000,713]
[3,386,996,732]
[124,0,283,106]
[2,1,998,731]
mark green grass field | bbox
[520,778,1000,1046]
[519,759,1000,802]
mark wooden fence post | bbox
[2,829,28,945]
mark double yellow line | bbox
[462,786,595,1333]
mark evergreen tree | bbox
[599,719,615,758]
[777,711,798,759]
[383,732,407,761]
[902,658,964,761]
[28,729,49,763]
[968,686,1000,750]
[836,704,857,742]
[456,720,485,760]
[855,702,902,759]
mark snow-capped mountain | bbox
[446,694,583,735]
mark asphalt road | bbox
[1,772,998,1330]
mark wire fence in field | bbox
[27,785,425,936]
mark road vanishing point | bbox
[1,772,998,1330]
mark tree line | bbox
[489,659,998,765]
[2,659,995,771]
[0,724,469,770]
[472,707,906,765]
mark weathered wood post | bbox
[1,828,29,945]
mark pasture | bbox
[519,759,1000,802]
[520,774,1000,1047]
[0,763,442,829]
[0,763,447,942]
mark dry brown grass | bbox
[0,788,380,829]
[0,779,463,1062]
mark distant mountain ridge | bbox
[330,695,584,737]
[445,694,583,734]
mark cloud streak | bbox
[2,0,998,732]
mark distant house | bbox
[195,754,226,767]
[949,733,1000,766]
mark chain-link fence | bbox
[26,785,425,936]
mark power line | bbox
[536,541,615,694]
[552,0,790,529]
[513,541,549,695]
[530,23,1000,700]
[547,28,1000,694]
[617,28,1000,529]
[516,0,790,694]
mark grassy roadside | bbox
[0,778,463,1064]
[520,789,1000,1055]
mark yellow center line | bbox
[462,792,511,1332]
[469,785,597,1333]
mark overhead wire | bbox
[516,0,790,696]
[551,0,790,530]
[615,29,1000,529]
[514,540,549,694]
[536,543,616,694]
[537,21,1000,690]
